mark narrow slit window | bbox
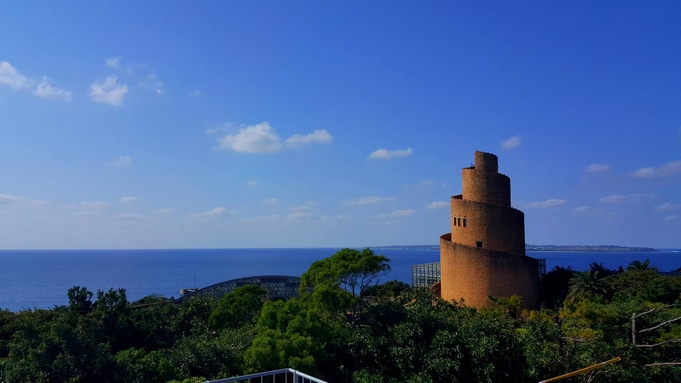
[476,241,483,248]
[458,217,462,226]
[463,217,467,227]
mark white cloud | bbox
[584,163,610,173]
[0,193,23,205]
[289,201,318,212]
[368,148,413,160]
[34,76,72,101]
[115,213,149,222]
[104,156,132,167]
[28,200,48,207]
[442,183,453,188]
[525,199,567,209]
[287,212,312,220]
[217,122,333,153]
[246,180,258,186]
[81,201,109,210]
[0,62,28,89]
[344,196,397,206]
[141,73,164,95]
[152,208,175,214]
[501,136,521,149]
[90,76,128,106]
[379,209,417,218]
[106,57,122,69]
[238,214,281,223]
[284,130,333,146]
[72,211,98,217]
[262,198,279,204]
[319,215,352,222]
[631,160,681,178]
[598,193,656,204]
[189,90,201,97]
[571,206,601,215]
[189,207,233,217]
[655,203,681,212]
[663,215,679,222]
[427,201,449,209]
[120,196,137,204]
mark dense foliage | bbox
[1,251,680,383]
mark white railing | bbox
[204,368,327,383]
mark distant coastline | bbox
[372,244,659,252]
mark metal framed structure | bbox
[411,262,441,288]
[177,275,301,302]
[204,368,327,383]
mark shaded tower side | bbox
[440,151,539,310]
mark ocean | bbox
[1,248,679,312]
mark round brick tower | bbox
[440,151,539,309]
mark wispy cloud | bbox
[34,76,72,101]
[106,57,122,69]
[140,73,164,95]
[114,213,149,222]
[368,148,413,160]
[189,90,201,97]
[216,122,333,153]
[663,215,679,222]
[72,211,98,218]
[584,163,610,173]
[152,208,175,214]
[284,130,334,147]
[90,76,128,106]
[525,199,567,209]
[119,196,137,204]
[1,62,71,101]
[655,203,680,212]
[378,209,417,218]
[427,201,449,209]
[0,61,28,89]
[0,193,24,205]
[571,206,602,215]
[319,215,352,222]
[246,180,257,186]
[344,196,397,206]
[598,193,656,204]
[237,214,281,223]
[501,136,521,149]
[262,198,279,204]
[289,201,318,212]
[81,201,109,210]
[631,160,681,178]
[189,207,234,218]
[104,156,132,167]
[287,212,312,220]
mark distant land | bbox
[372,244,658,252]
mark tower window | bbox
[463,217,467,227]
[476,241,483,248]
[457,217,461,226]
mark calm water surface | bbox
[0,248,679,311]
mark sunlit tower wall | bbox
[440,151,539,310]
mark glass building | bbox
[410,262,441,288]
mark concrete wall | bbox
[440,234,539,310]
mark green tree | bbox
[627,259,659,272]
[300,248,390,325]
[566,271,608,302]
[209,284,268,330]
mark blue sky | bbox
[1,2,680,249]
